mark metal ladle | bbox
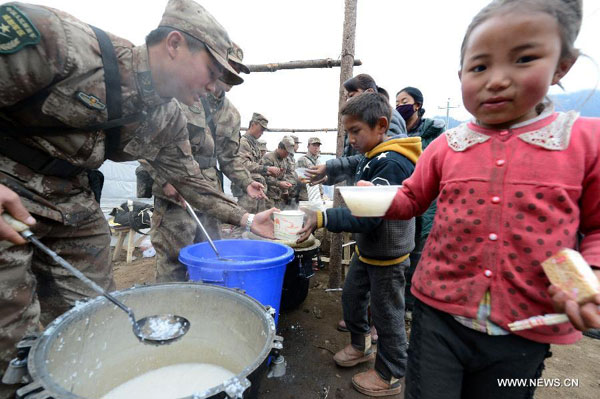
[184,200,234,261]
[1,213,190,345]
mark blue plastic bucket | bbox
[179,239,294,325]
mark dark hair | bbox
[397,86,426,118]
[377,86,390,101]
[460,0,582,66]
[146,27,208,53]
[343,73,378,94]
[341,92,392,128]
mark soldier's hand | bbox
[267,166,282,177]
[247,181,268,200]
[297,208,318,243]
[250,208,279,239]
[278,181,293,190]
[306,165,327,185]
[162,183,185,207]
[0,184,35,245]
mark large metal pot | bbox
[16,283,282,399]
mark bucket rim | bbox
[179,239,295,269]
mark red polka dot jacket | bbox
[385,111,600,344]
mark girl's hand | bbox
[356,180,374,187]
[548,270,600,331]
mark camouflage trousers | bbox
[0,205,113,397]
[151,197,221,283]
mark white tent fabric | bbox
[98,160,148,214]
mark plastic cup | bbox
[274,210,305,241]
[337,185,401,217]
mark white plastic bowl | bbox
[337,185,401,217]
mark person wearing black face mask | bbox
[395,87,446,317]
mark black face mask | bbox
[396,104,416,121]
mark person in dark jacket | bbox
[342,74,406,157]
[299,92,421,396]
[395,86,446,313]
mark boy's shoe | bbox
[583,328,600,339]
[370,325,378,345]
[333,342,375,367]
[352,369,402,397]
[337,319,349,332]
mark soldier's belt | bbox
[194,155,217,169]
[0,136,85,178]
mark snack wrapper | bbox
[541,248,599,303]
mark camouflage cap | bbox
[229,42,250,74]
[221,42,249,85]
[308,137,322,145]
[251,112,268,129]
[281,136,295,154]
[159,0,243,85]
[290,135,300,144]
[258,139,268,150]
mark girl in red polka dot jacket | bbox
[360,0,600,398]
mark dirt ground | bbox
[113,250,599,399]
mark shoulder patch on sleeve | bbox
[0,5,41,54]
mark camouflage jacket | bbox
[148,96,253,201]
[261,151,288,201]
[0,3,245,225]
[296,154,323,201]
[234,132,268,196]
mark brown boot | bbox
[352,369,402,397]
[333,336,374,367]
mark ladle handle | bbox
[184,200,221,257]
[2,214,137,325]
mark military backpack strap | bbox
[90,26,123,158]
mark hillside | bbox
[434,89,600,128]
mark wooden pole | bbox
[246,58,362,73]
[329,0,358,289]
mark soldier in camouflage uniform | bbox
[297,137,324,201]
[258,139,268,157]
[262,137,295,209]
[235,113,282,213]
[0,1,276,394]
[281,135,300,205]
[149,60,267,282]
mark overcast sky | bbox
[29,0,600,153]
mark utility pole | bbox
[438,98,459,128]
[329,0,358,289]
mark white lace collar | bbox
[445,111,579,152]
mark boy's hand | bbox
[306,165,327,185]
[548,269,600,331]
[297,208,318,243]
[356,180,374,187]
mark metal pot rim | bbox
[26,282,278,399]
